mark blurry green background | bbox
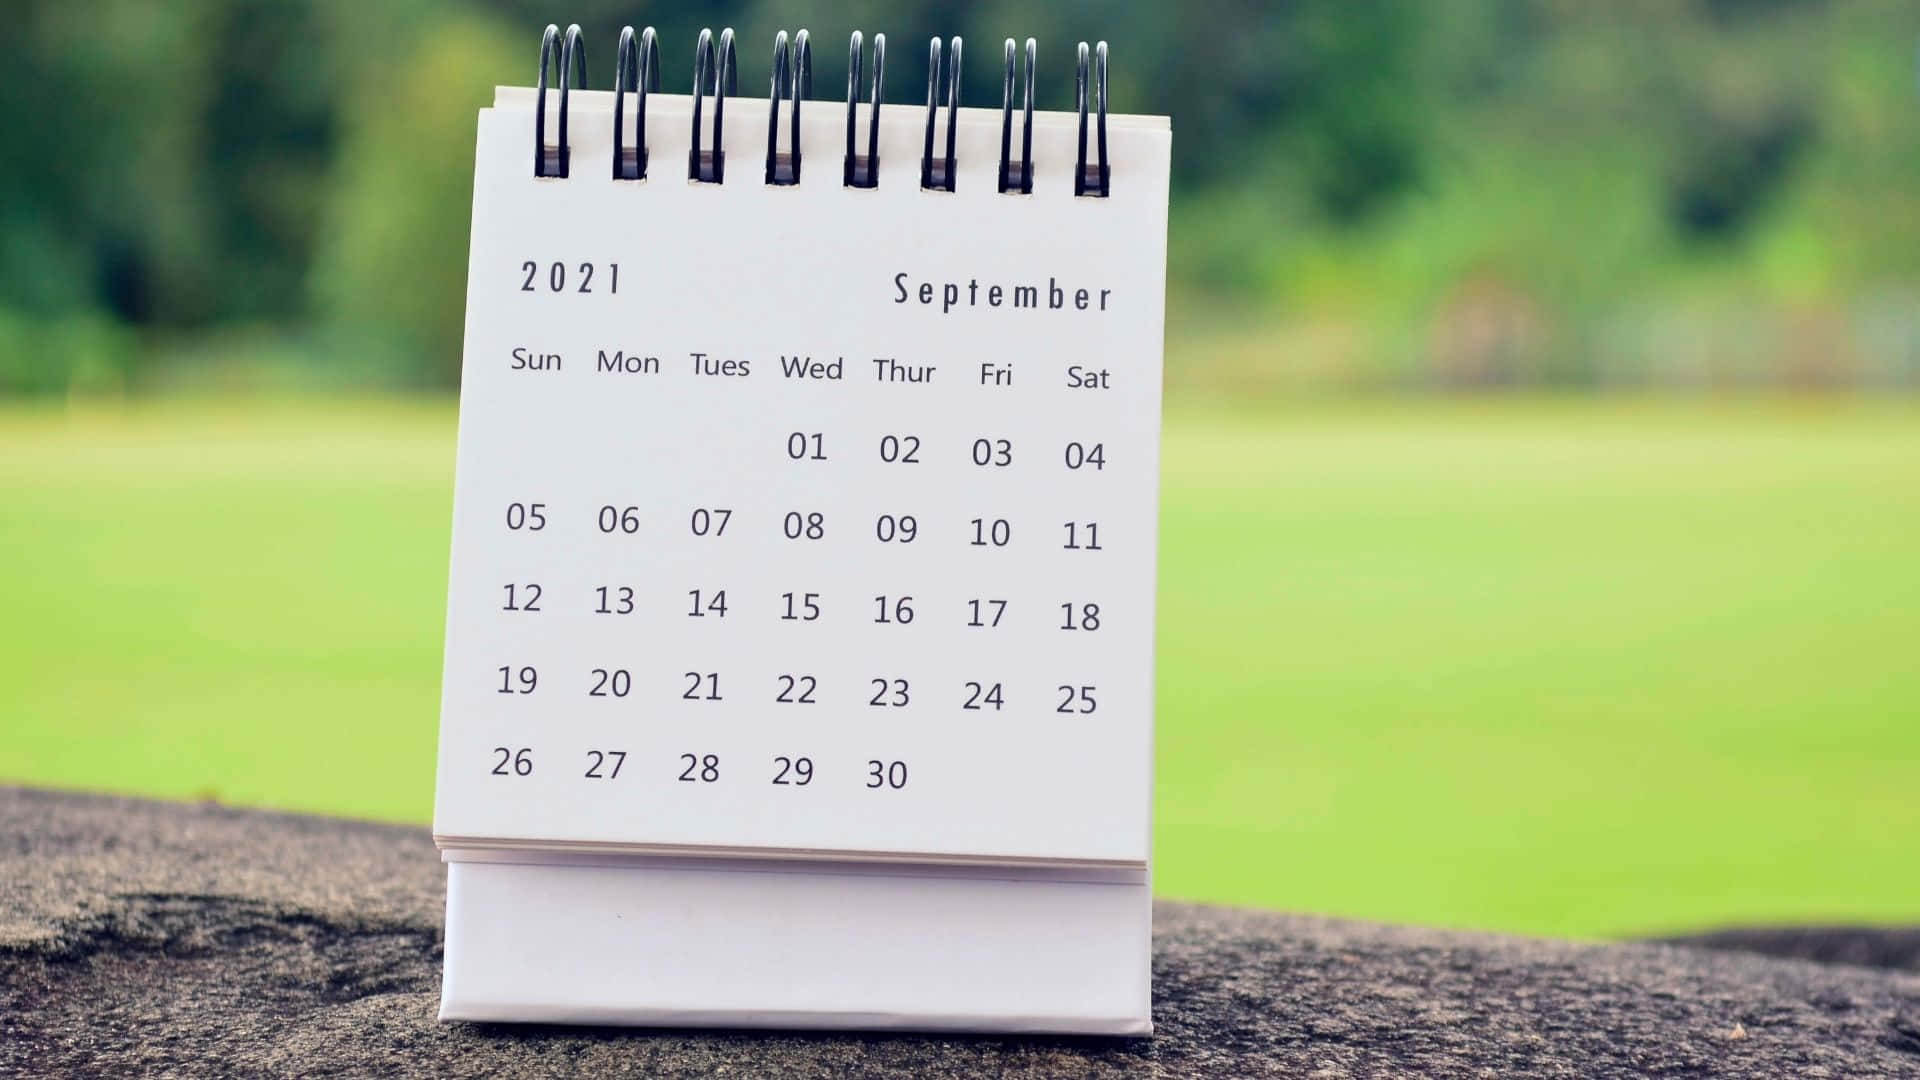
[3,0,1917,938]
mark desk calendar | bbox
[432,23,1170,1035]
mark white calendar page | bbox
[432,87,1170,868]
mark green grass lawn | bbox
[3,395,1916,938]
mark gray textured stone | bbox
[1660,926,1920,976]
[3,786,1917,1078]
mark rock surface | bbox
[1660,926,1920,977]
[3,786,1917,1078]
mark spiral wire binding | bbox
[613,26,659,180]
[844,32,885,188]
[766,30,812,185]
[522,27,1117,195]
[1075,41,1110,197]
[690,28,738,183]
[920,37,961,191]
[999,38,1036,194]
[534,23,586,177]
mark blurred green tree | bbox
[310,13,522,386]
[0,0,1913,394]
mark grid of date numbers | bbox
[482,429,1113,795]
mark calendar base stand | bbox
[438,852,1152,1035]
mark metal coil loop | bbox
[534,23,586,177]
[1075,41,1110,197]
[613,26,659,180]
[998,38,1036,194]
[766,30,811,185]
[843,32,885,188]
[690,27,737,183]
[920,37,961,192]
